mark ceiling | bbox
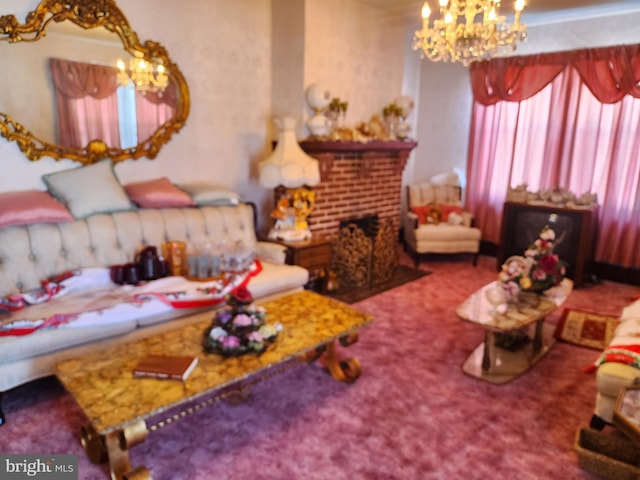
[356,0,640,25]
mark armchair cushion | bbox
[414,223,482,243]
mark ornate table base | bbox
[80,333,362,480]
[456,280,573,385]
[462,322,557,385]
[56,291,372,480]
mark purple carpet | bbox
[1,253,638,479]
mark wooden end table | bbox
[272,237,332,292]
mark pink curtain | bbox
[471,44,640,105]
[470,53,566,105]
[467,45,640,268]
[50,58,121,148]
[135,85,177,142]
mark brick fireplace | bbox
[296,140,416,290]
[300,140,417,239]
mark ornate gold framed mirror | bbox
[0,0,190,165]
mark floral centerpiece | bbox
[498,225,566,298]
[203,286,280,357]
[488,226,566,349]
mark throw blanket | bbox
[0,262,262,336]
[585,344,640,373]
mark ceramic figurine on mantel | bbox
[305,83,333,139]
[394,95,415,140]
[382,96,415,140]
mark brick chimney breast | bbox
[300,140,417,239]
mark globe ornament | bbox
[305,83,333,138]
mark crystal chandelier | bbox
[413,0,527,66]
[116,52,169,93]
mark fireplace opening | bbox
[332,214,398,289]
[339,215,380,238]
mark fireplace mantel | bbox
[297,139,416,239]
[299,140,417,179]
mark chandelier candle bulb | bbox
[515,0,525,25]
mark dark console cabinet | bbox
[497,202,598,288]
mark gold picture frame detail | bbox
[0,0,190,165]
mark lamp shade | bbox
[259,116,320,189]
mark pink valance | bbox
[471,44,640,105]
[49,58,119,99]
[50,58,178,107]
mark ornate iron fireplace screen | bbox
[332,215,398,289]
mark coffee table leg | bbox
[81,420,151,480]
[482,331,493,371]
[533,319,544,352]
[325,338,362,383]
[303,333,362,383]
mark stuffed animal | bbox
[425,202,442,225]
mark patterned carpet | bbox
[1,251,638,479]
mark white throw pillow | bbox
[178,182,241,206]
[42,159,133,219]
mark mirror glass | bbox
[0,0,190,165]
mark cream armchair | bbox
[402,178,482,267]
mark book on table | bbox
[133,354,198,380]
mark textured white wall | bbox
[413,61,471,185]
[304,0,408,129]
[271,0,306,132]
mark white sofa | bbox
[402,178,482,267]
[0,203,308,418]
[590,298,640,429]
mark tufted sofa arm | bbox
[0,204,258,297]
[256,241,287,265]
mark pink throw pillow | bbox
[410,205,429,224]
[0,190,74,228]
[124,177,195,208]
[410,204,443,224]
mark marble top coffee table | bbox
[55,290,372,480]
[456,279,573,384]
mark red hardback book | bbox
[133,354,198,380]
